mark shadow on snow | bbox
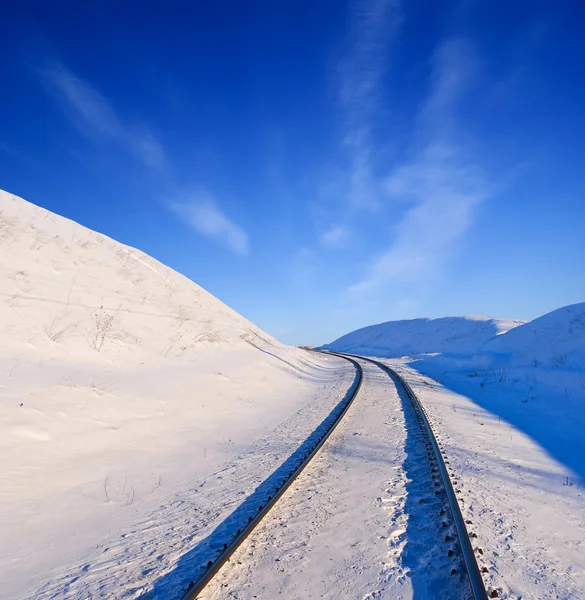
[409,355,585,485]
[386,368,472,599]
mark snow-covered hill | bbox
[0,189,348,598]
[322,303,585,372]
[0,189,281,358]
[321,315,523,357]
[486,302,585,369]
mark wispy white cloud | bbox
[419,38,476,137]
[171,192,249,255]
[306,1,400,288]
[128,127,167,170]
[340,0,401,114]
[321,225,350,249]
[39,63,251,255]
[312,0,400,260]
[338,0,401,212]
[350,38,491,293]
[40,63,167,171]
[351,144,489,291]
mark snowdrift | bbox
[321,315,523,357]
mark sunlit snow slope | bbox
[0,189,340,598]
[0,189,282,357]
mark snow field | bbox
[3,186,584,599]
[21,355,356,600]
[323,300,585,597]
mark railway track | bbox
[180,351,488,600]
[180,352,363,600]
[349,354,489,600]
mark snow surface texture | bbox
[0,190,350,598]
[324,306,585,598]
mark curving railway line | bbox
[180,350,489,600]
[351,354,489,600]
[179,352,363,599]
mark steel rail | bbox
[340,352,488,600]
[180,351,363,600]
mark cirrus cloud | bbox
[38,62,251,256]
[39,63,167,171]
[171,193,249,255]
[349,38,491,293]
[320,225,351,249]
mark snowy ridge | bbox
[486,302,585,368]
[0,189,280,358]
[321,315,523,358]
[322,301,585,374]
[322,302,585,372]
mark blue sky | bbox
[1,0,584,345]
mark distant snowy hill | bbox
[486,302,585,368]
[321,315,523,357]
[322,302,585,371]
[323,303,585,370]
